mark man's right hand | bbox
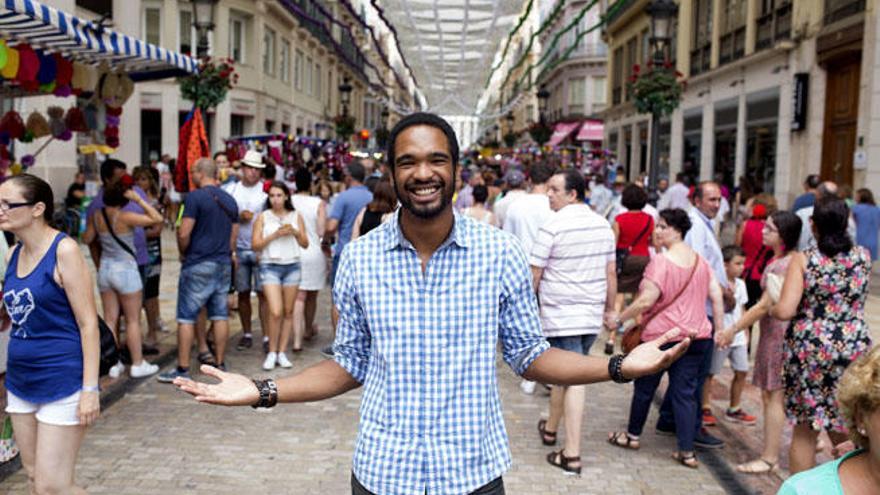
[240,210,254,223]
[174,365,260,406]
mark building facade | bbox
[602,0,879,207]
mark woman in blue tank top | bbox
[1,174,100,494]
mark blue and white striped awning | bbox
[0,0,198,82]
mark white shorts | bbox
[5,390,81,426]
[710,345,750,375]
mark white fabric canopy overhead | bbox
[377,0,527,115]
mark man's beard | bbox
[394,176,454,220]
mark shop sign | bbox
[231,98,256,116]
[791,73,809,131]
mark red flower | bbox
[120,174,134,189]
[262,180,272,193]
[632,64,640,73]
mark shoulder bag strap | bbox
[208,189,237,223]
[639,256,701,330]
[100,208,137,260]
[627,216,653,251]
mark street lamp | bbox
[338,77,353,116]
[645,0,679,195]
[381,106,389,126]
[537,85,550,124]
[191,0,218,59]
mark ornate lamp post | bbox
[537,85,550,124]
[530,85,552,146]
[191,0,218,59]
[645,0,678,192]
[504,112,516,148]
[336,77,355,141]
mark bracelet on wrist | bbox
[251,378,278,409]
[82,384,100,393]
[608,354,632,384]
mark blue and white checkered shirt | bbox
[332,211,550,495]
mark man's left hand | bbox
[620,328,691,379]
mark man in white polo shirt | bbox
[530,168,617,474]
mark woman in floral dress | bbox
[772,198,873,474]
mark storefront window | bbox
[714,100,738,191]
[683,110,702,184]
[745,90,780,194]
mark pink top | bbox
[638,253,713,343]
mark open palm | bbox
[621,328,691,379]
[174,365,260,406]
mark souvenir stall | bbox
[0,0,198,452]
[223,133,350,181]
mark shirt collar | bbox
[383,209,471,252]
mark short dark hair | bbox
[856,188,876,205]
[805,174,821,189]
[722,245,744,263]
[813,197,853,257]
[676,172,688,184]
[530,162,556,185]
[659,208,692,238]
[100,158,126,183]
[770,210,802,253]
[103,182,129,208]
[557,169,585,202]
[346,161,366,183]
[387,112,459,170]
[693,181,719,201]
[213,151,227,160]
[473,184,489,203]
[621,184,647,210]
[8,174,54,222]
[294,167,312,193]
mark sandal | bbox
[672,451,699,469]
[197,351,216,366]
[537,419,557,446]
[607,431,640,450]
[736,458,777,474]
[546,450,581,475]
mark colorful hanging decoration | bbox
[176,107,210,193]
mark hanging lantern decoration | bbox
[25,111,50,139]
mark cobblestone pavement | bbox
[3,230,878,494]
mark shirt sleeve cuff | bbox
[514,340,551,376]
[333,350,367,384]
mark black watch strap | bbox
[251,378,279,408]
[608,354,632,384]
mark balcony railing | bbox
[824,0,865,24]
[605,0,637,28]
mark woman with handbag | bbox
[82,180,163,378]
[606,208,724,469]
[716,210,802,474]
[605,184,654,355]
[1,174,100,494]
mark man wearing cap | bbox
[492,169,526,228]
[223,150,269,353]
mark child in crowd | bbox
[702,246,757,426]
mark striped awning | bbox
[0,0,198,82]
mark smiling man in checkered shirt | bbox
[175,113,691,495]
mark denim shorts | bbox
[235,249,261,293]
[259,262,302,287]
[547,334,598,356]
[97,259,143,295]
[710,344,750,374]
[176,260,232,324]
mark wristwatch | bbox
[251,378,278,409]
[608,354,632,384]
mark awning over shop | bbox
[576,120,604,142]
[547,122,580,147]
[0,0,198,82]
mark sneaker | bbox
[725,408,758,425]
[158,319,171,333]
[108,360,126,379]
[277,352,293,368]
[157,367,190,383]
[236,334,253,351]
[655,424,676,436]
[130,360,160,378]
[263,352,277,371]
[702,407,718,427]
[320,346,335,359]
[262,337,270,354]
[520,380,536,395]
[694,428,725,450]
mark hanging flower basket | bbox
[334,114,356,140]
[529,121,553,146]
[178,58,238,110]
[627,60,685,117]
[503,131,518,148]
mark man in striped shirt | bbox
[530,168,617,474]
